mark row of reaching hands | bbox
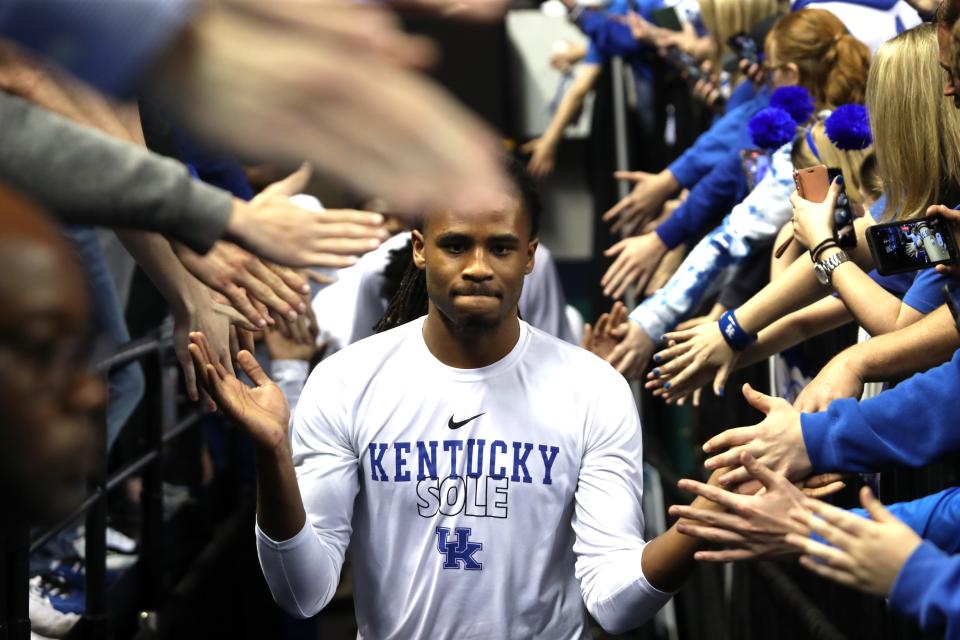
[185,325,921,600]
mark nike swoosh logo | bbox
[448,413,485,430]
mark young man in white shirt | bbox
[187,158,723,639]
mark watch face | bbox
[814,262,829,286]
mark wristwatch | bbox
[813,250,851,286]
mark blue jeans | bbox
[63,226,144,453]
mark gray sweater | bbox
[0,92,232,253]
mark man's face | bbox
[413,200,537,331]
[938,24,960,108]
[0,240,105,523]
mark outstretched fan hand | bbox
[188,331,291,450]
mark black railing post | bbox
[139,348,166,630]
[2,524,30,640]
[83,408,109,639]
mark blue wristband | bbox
[718,310,757,351]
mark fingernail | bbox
[652,368,660,377]
[660,335,668,341]
[717,388,725,397]
[257,319,267,328]
[287,310,299,322]
[653,354,662,363]
[297,302,307,313]
[664,382,671,389]
[300,284,310,294]
[369,239,381,248]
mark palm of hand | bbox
[218,374,290,449]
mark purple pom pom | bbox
[769,86,815,124]
[825,104,872,151]
[748,107,797,150]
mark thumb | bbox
[713,358,733,397]
[520,140,537,154]
[742,383,775,414]
[262,163,312,199]
[613,170,643,183]
[604,239,627,257]
[860,486,894,523]
[828,177,843,203]
[609,321,630,338]
[740,452,779,488]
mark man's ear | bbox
[412,229,427,270]
[525,238,539,275]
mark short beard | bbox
[458,313,501,333]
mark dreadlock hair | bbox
[374,154,541,333]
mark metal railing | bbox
[1,328,201,640]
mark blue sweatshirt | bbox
[666,87,770,189]
[881,489,960,639]
[656,148,749,249]
[801,349,960,472]
[808,489,960,637]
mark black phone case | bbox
[867,214,960,276]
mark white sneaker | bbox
[73,526,138,570]
[28,577,80,638]
[104,527,136,554]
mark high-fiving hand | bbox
[701,384,814,487]
[787,486,922,597]
[188,331,290,451]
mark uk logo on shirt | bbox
[436,527,483,570]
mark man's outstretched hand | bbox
[226,165,389,271]
[188,331,290,451]
[152,0,508,215]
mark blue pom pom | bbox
[769,86,815,124]
[825,104,872,151]
[748,107,797,150]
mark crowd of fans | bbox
[6,0,960,637]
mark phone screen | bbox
[727,33,760,66]
[827,168,856,249]
[869,215,957,275]
[652,7,683,31]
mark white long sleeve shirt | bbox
[256,318,671,639]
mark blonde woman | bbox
[646,24,960,401]
[603,9,873,379]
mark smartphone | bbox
[867,214,960,275]
[664,48,702,80]
[652,6,683,31]
[727,32,760,67]
[663,47,726,108]
[827,168,856,249]
[794,165,829,202]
